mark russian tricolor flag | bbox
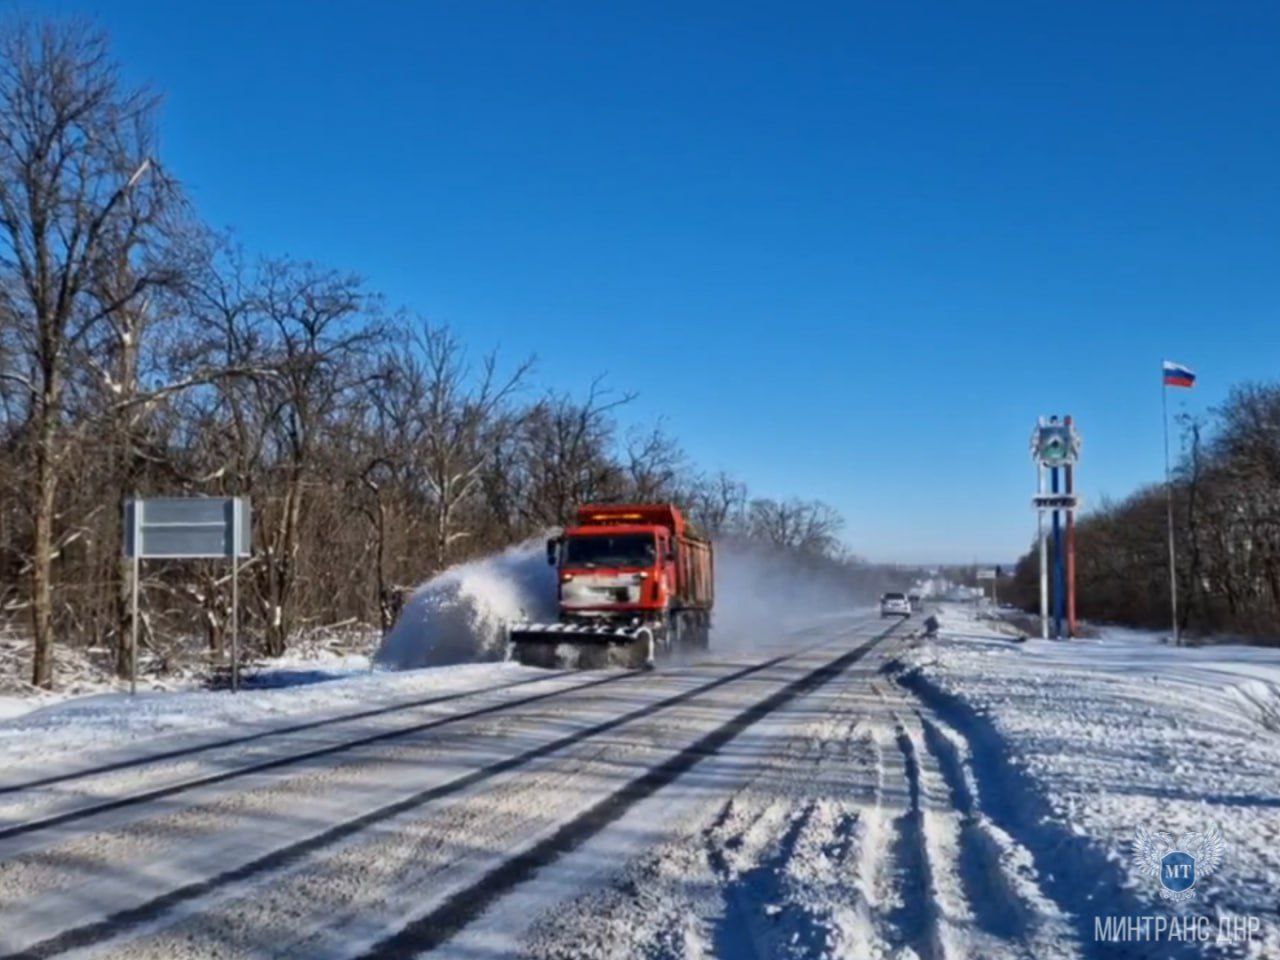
[1162,360,1196,389]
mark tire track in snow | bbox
[898,667,1203,960]
[879,652,1085,960]
[0,671,576,798]
[843,721,896,956]
[705,654,905,959]
[1,632,891,960]
[918,715,1028,940]
[884,718,943,960]
[916,712,1081,960]
[513,635,904,960]
[354,628,895,959]
[0,670,631,845]
[694,696,894,958]
[707,799,821,958]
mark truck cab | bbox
[554,523,669,617]
[511,503,714,668]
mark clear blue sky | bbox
[29,0,1280,563]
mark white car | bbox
[880,592,911,617]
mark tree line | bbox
[0,19,882,689]
[1007,382,1280,643]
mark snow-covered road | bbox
[0,613,897,959]
[2,607,1276,959]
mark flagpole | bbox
[1162,373,1180,647]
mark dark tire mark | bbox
[0,670,575,797]
[0,671,636,845]
[2,632,892,960]
[357,626,898,959]
[709,801,819,960]
[886,724,940,960]
[918,714,1029,940]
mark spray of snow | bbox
[709,540,873,651]
[376,537,883,669]
[375,540,558,669]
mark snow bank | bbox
[376,540,557,670]
[932,603,1280,733]
[898,603,1280,951]
[0,697,38,722]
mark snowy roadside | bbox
[896,603,1280,958]
[0,659,539,772]
[0,542,553,768]
[0,623,382,719]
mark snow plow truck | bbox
[508,503,714,669]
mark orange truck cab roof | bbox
[570,503,693,539]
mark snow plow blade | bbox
[508,623,656,670]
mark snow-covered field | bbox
[895,604,1280,958]
[1,603,1277,959]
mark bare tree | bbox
[415,324,530,569]
[0,19,177,686]
[624,423,687,503]
[347,347,430,630]
[0,16,894,687]
[506,379,633,528]
[685,470,747,535]
[748,497,844,556]
[250,259,383,655]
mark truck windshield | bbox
[562,534,656,568]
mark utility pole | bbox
[1051,465,1064,637]
[1159,360,1196,647]
[1065,416,1077,637]
[1037,461,1049,638]
[1162,381,1180,646]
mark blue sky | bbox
[29,1,1280,563]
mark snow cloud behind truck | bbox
[375,508,889,671]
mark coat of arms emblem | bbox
[1132,825,1224,902]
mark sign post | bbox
[977,570,998,609]
[230,498,244,692]
[1031,418,1081,639]
[1065,416,1078,636]
[130,498,141,696]
[124,497,252,693]
[1037,490,1048,637]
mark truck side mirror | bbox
[546,538,559,566]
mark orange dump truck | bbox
[509,503,714,668]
